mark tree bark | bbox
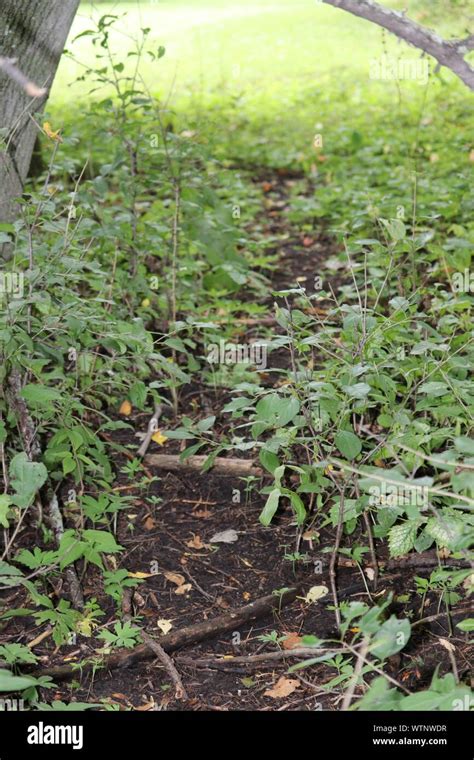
[322,0,474,91]
[0,0,80,224]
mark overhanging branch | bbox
[322,0,474,91]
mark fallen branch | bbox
[145,453,263,477]
[322,0,474,91]
[177,646,349,670]
[44,493,84,610]
[140,630,188,701]
[33,584,303,682]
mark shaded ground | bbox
[2,170,472,711]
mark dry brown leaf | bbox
[242,591,251,602]
[438,637,456,653]
[264,676,300,698]
[136,699,156,711]
[143,516,156,531]
[164,571,185,587]
[282,633,303,650]
[175,583,192,595]
[186,534,208,550]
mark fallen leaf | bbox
[366,568,375,581]
[210,529,239,544]
[186,534,208,550]
[242,591,251,602]
[282,633,303,650]
[143,516,156,530]
[262,181,273,193]
[129,571,154,579]
[303,585,329,604]
[164,571,185,587]
[175,583,192,595]
[264,676,300,698]
[119,400,132,416]
[151,430,168,446]
[136,699,156,711]
[438,638,456,653]
[157,619,173,635]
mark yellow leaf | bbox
[151,430,168,446]
[43,121,63,143]
[301,585,329,604]
[141,298,150,308]
[119,400,132,416]
[264,677,300,698]
[128,571,154,579]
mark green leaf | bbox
[370,616,411,659]
[342,383,371,400]
[426,515,464,550]
[0,669,38,693]
[259,488,281,527]
[9,453,48,509]
[20,384,62,405]
[259,449,280,474]
[288,491,306,524]
[454,437,474,456]
[388,522,418,558]
[0,494,12,528]
[456,618,474,632]
[334,430,362,459]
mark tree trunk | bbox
[0,0,80,225]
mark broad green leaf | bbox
[259,488,281,527]
[334,430,362,459]
[388,522,418,558]
[20,384,62,405]
[370,616,411,660]
[9,453,48,509]
[0,669,38,693]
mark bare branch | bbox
[0,57,47,98]
[322,0,474,91]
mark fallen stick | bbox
[177,646,349,670]
[33,585,303,682]
[145,454,263,477]
[141,630,188,701]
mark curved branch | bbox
[322,0,474,91]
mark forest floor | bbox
[5,170,471,711]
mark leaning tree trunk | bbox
[0,0,80,225]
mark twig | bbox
[140,630,188,701]
[33,584,304,681]
[177,646,349,670]
[45,493,84,610]
[137,404,163,457]
[341,635,370,710]
[329,491,345,629]
[0,57,47,98]
[145,454,263,477]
